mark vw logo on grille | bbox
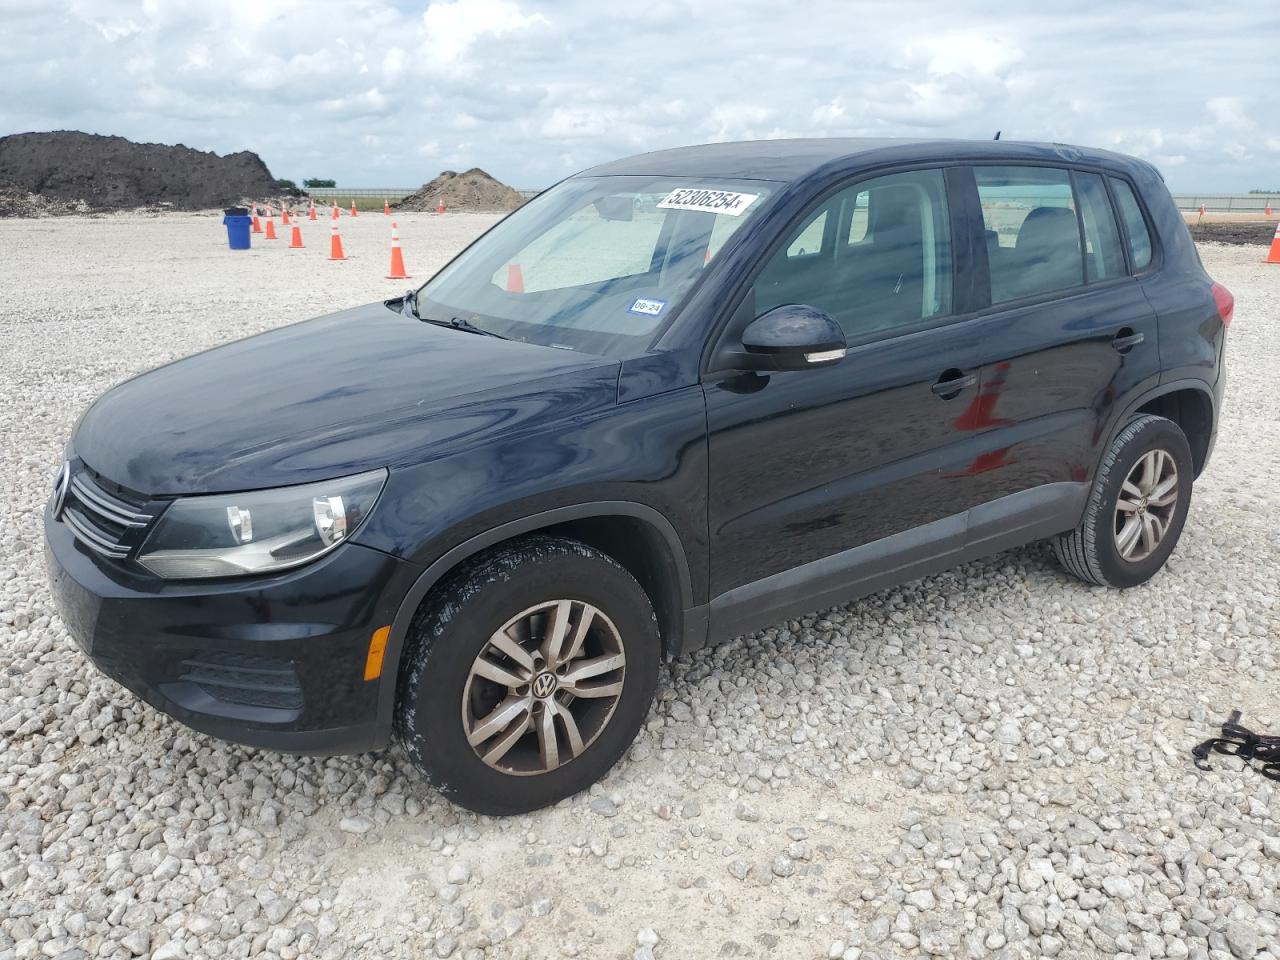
[50,461,71,520]
[531,672,558,699]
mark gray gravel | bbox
[1,216,1277,960]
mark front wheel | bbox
[394,537,660,815]
[1053,414,1194,588]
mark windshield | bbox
[415,175,775,356]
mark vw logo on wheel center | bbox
[531,672,557,699]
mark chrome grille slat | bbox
[62,505,132,558]
[70,475,150,526]
[55,463,158,561]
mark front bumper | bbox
[44,502,420,755]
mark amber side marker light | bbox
[365,626,391,681]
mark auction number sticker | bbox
[657,188,759,216]
[629,297,667,317]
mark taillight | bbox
[1211,282,1234,328]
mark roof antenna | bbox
[993,130,1001,141]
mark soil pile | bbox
[0,131,279,214]
[1188,220,1276,246]
[0,178,87,217]
[396,168,525,212]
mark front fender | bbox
[356,384,710,746]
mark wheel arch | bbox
[372,502,697,743]
[1104,378,1217,479]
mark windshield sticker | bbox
[628,297,667,317]
[657,188,759,216]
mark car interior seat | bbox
[1006,206,1081,300]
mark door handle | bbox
[1112,328,1145,354]
[931,369,977,399]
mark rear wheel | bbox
[394,537,660,815]
[1053,414,1193,588]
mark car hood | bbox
[73,302,620,494]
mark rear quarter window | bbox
[1109,178,1154,271]
[1074,172,1126,282]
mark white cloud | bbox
[811,99,846,127]
[1207,96,1250,129]
[421,0,549,64]
[182,44,211,71]
[909,31,1023,81]
[541,107,611,139]
[706,105,775,143]
[3,0,1279,190]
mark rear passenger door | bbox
[959,165,1162,518]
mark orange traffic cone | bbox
[251,208,262,233]
[350,200,358,217]
[309,200,317,221]
[386,222,408,279]
[264,214,277,240]
[332,203,340,220]
[282,207,291,225]
[383,199,391,216]
[289,222,304,248]
[1266,221,1280,264]
[1198,203,1205,221]
[1267,200,1274,218]
[329,222,346,261]
[437,199,445,215]
[506,263,524,293]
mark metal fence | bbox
[304,186,541,201]
[1172,193,1280,213]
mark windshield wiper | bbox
[400,288,508,339]
[444,315,507,339]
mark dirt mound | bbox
[0,177,88,217]
[396,168,525,212]
[1188,219,1277,247]
[0,131,279,215]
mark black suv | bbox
[45,138,1231,814]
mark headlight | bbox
[138,469,387,579]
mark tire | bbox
[394,536,660,815]
[1053,414,1194,588]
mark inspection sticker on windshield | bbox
[657,188,759,216]
[629,297,667,317]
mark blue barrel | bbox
[223,207,251,250]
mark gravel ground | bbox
[1,216,1277,960]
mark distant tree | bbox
[304,178,336,188]
[1248,188,1279,194]
[273,178,297,191]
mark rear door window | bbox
[1074,172,1126,282]
[1109,178,1154,271]
[975,166,1081,303]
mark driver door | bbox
[702,168,1003,632]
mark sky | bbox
[2,0,1278,191]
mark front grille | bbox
[179,652,305,712]
[56,463,158,560]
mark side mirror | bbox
[739,305,847,371]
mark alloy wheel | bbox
[1114,448,1179,563]
[461,599,626,776]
